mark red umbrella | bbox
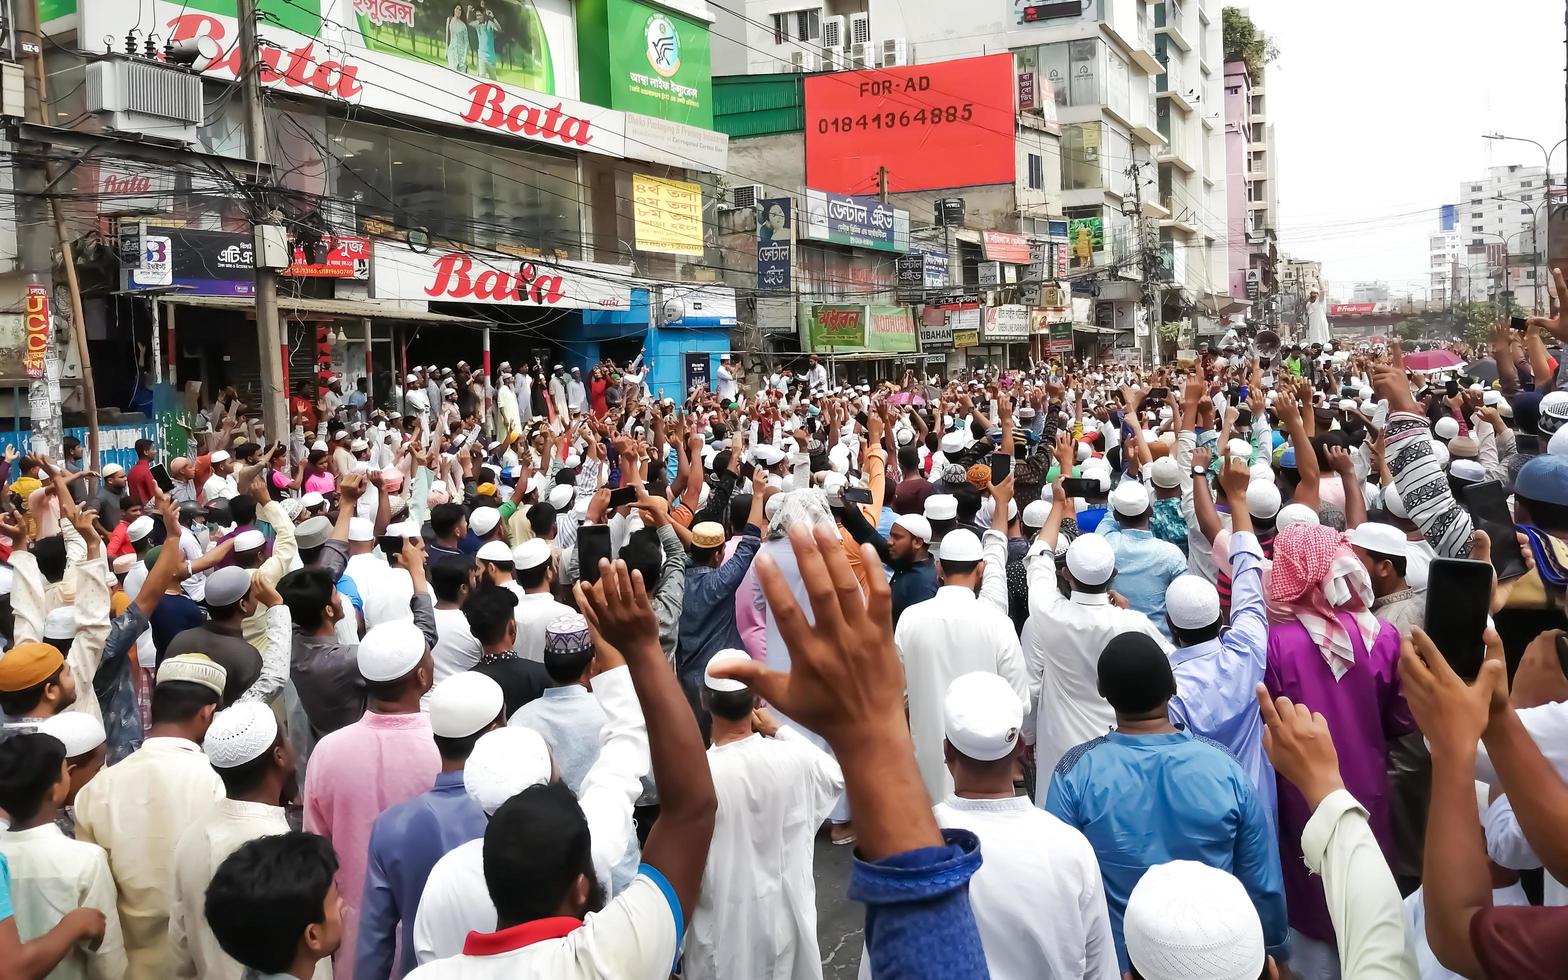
[1404,349,1465,372]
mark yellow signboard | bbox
[632,175,705,256]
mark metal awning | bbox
[156,295,488,325]
[1072,323,1127,335]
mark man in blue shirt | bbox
[675,479,767,709]
[355,672,499,978]
[1046,631,1287,972]
[1095,481,1188,640]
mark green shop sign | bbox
[579,0,712,128]
[802,304,916,354]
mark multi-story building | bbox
[1279,255,1322,334]
[1224,53,1278,325]
[1457,164,1558,305]
[1351,282,1392,304]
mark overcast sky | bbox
[1248,0,1565,303]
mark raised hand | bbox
[1255,684,1345,810]
[574,558,662,662]
[1399,627,1508,756]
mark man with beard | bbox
[839,504,938,626]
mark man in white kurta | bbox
[494,375,522,443]
[1306,291,1331,346]
[683,652,844,980]
[894,529,1029,802]
[1,816,127,980]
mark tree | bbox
[1395,318,1426,343]
[1222,7,1279,82]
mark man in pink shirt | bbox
[303,619,441,980]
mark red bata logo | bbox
[167,14,363,99]
[102,174,152,195]
[424,254,566,306]
[460,84,595,148]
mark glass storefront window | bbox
[1038,38,1108,110]
[1062,122,1104,190]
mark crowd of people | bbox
[2,271,1568,980]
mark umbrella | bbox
[1404,349,1466,372]
[1464,358,1500,383]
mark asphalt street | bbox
[814,834,864,979]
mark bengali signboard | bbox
[129,227,254,296]
[982,231,1031,264]
[918,306,953,351]
[799,189,910,253]
[285,235,372,279]
[952,327,979,349]
[802,304,868,350]
[1047,321,1073,353]
[23,285,50,379]
[757,197,792,292]
[600,0,712,128]
[898,252,949,299]
[983,304,1030,341]
[632,175,704,255]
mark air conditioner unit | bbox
[789,49,819,72]
[730,184,765,210]
[820,45,844,71]
[880,38,908,67]
[848,12,871,45]
[85,56,203,143]
[848,41,872,69]
[822,14,847,49]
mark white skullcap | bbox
[703,649,753,693]
[347,518,375,542]
[943,672,1023,762]
[764,493,784,521]
[1166,575,1221,631]
[349,439,369,453]
[1550,426,1568,457]
[1075,442,1092,463]
[233,529,266,552]
[924,494,958,521]
[894,426,916,447]
[938,529,983,563]
[429,672,505,738]
[1111,480,1151,516]
[1226,438,1253,461]
[469,507,501,536]
[1449,458,1487,483]
[753,444,786,466]
[43,606,77,640]
[127,516,156,542]
[1428,439,1450,468]
[939,431,968,455]
[1124,861,1265,980]
[526,473,548,498]
[1022,499,1051,528]
[1381,481,1409,519]
[477,540,513,563]
[210,450,231,464]
[100,463,125,478]
[1483,389,1503,407]
[1248,462,1273,483]
[203,565,251,607]
[1433,416,1460,441]
[311,440,328,453]
[1337,398,1357,412]
[1359,386,1374,400]
[562,454,582,469]
[464,727,553,815]
[1065,534,1115,585]
[892,513,933,544]
[1349,521,1408,557]
[280,497,304,521]
[39,711,105,758]
[202,702,279,769]
[1245,480,1282,519]
[1149,456,1182,489]
[357,621,427,683]
[513,538,552,570]
[300,491,326,509]
[1276,503,1320,532]
[547,484,574,511]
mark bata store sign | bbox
[372,243,634,310]
[81,0,627,158]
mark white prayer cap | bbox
[204,566,252,607]
[477,540,513,564]
[1149,456,1182,489]
[547,484,574,511]
[938,529,983,563]
[1337,398,1357,412]
[157,653,227,697]
[1483,389,1503,407]
[939,431,968,455]
[892,513,932,544]
[1433,416,1460,441]
[764,493,784,521]
[347,518,375,542]
[513,538,552,570]
[464,727,553,815]
[1110,480,1150,517]
[1428,439,1450,468]
[43,606,77,640]
[233,529,266,552]
[429,672,505,738]
[943,672,1023,762]
[525,473,548,498]
[753,444,786,466]
[127,516,156,543]
[469,507,501,536]
[349,439,369,453]
[112,553,138,576]
[1449,458,1487,483]
[1226,438,1253,461]
[311,440,328,453]
[924,494,958,521]
[1075,442,1091,463]
[1349,521,1407,557]
[703,649,752,693]
[1276,503,1319,532]
[1550,426,1568,457]
[1245,480,1281,519]
[203,702,279,769]
[357,621,427,683]
[1065,534,1115,585]
[1124,861,1265,980]
[1165,575,1221,631]
[280,497,305,521]
[1021,499,1050,529]
[210,450,231,464]
[39,712,105,758]
[562,454,583,470]
[300,491,326,509]
[894,426,916,447]
[100,463,125,478]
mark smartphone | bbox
[1462,480,1528,581]
[1145,387,1168,402]
[1557,633,1568,680]
[1236,407,1253,429]
[990,452,1011,483]
[1423,558,1495,681]
[1063,477,1100,498]
[1511,315,1529,332]
[843,486,873,506]
[606,485,638,509]
[150,463,175,493]
[738,461,756,480]
[1445,379,1459,399]
[577,524,613,585]
[1515,433,1540,455]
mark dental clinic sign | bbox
[799,189,910,254]
[80,0,628,158]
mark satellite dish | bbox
[661,296,686,324]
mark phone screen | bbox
[1423,558,1495,681]
[577,524,613,585]
[990,452,1011,483]
[843,486,873,506]
[1445,379,1459,399]
[606,485,638,509]
[1145,387,1168,402]
[1511,315,1529,332]
[150,463,175,493]
[1063,477,1099,498]
[1462,480,1528,581]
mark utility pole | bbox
[877,166,889,204]
[238,0,288,440]
[1125,160,1159,367]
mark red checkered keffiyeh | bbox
[1267,523,1380,680]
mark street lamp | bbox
[1489,194,1554,309]
[1482,133,1566,190]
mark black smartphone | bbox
[1423,558,1495,681]
[1557,633,1568,680]
[1462,480,1528,581]
[1063,477,1099,498]
[606,485,638,509]
[1013,438,1028,460]
[990,451,1011,483]
[1515,433,1541,455]
[1511,315,1529,332]
[1145,387,1168,402]
[150,463,175,493]
[1445,379,1459,399]
[578,524,613,585]
[843,486,873,506]
[738,461,756,480]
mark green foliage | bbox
[1222,7,1279,82]
[1394,319,1426,343]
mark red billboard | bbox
[805,54,1016,195]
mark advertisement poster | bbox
[919,306,953,351]
[372,242,634,309]
[632,175,705,255]
[799,190,910,254]
[130,228,256,296]
[804,54,1016,195]
[603,0,712,128]
[983,305,1031,341]
[982,231,1031,264]
[756,197,792,292]
[1047,321,1073,353]
[285,235,372,279]
[802,305,868,350]
[683,350,711,393]
[1068,216,1104,269]
[23,285,50,380]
